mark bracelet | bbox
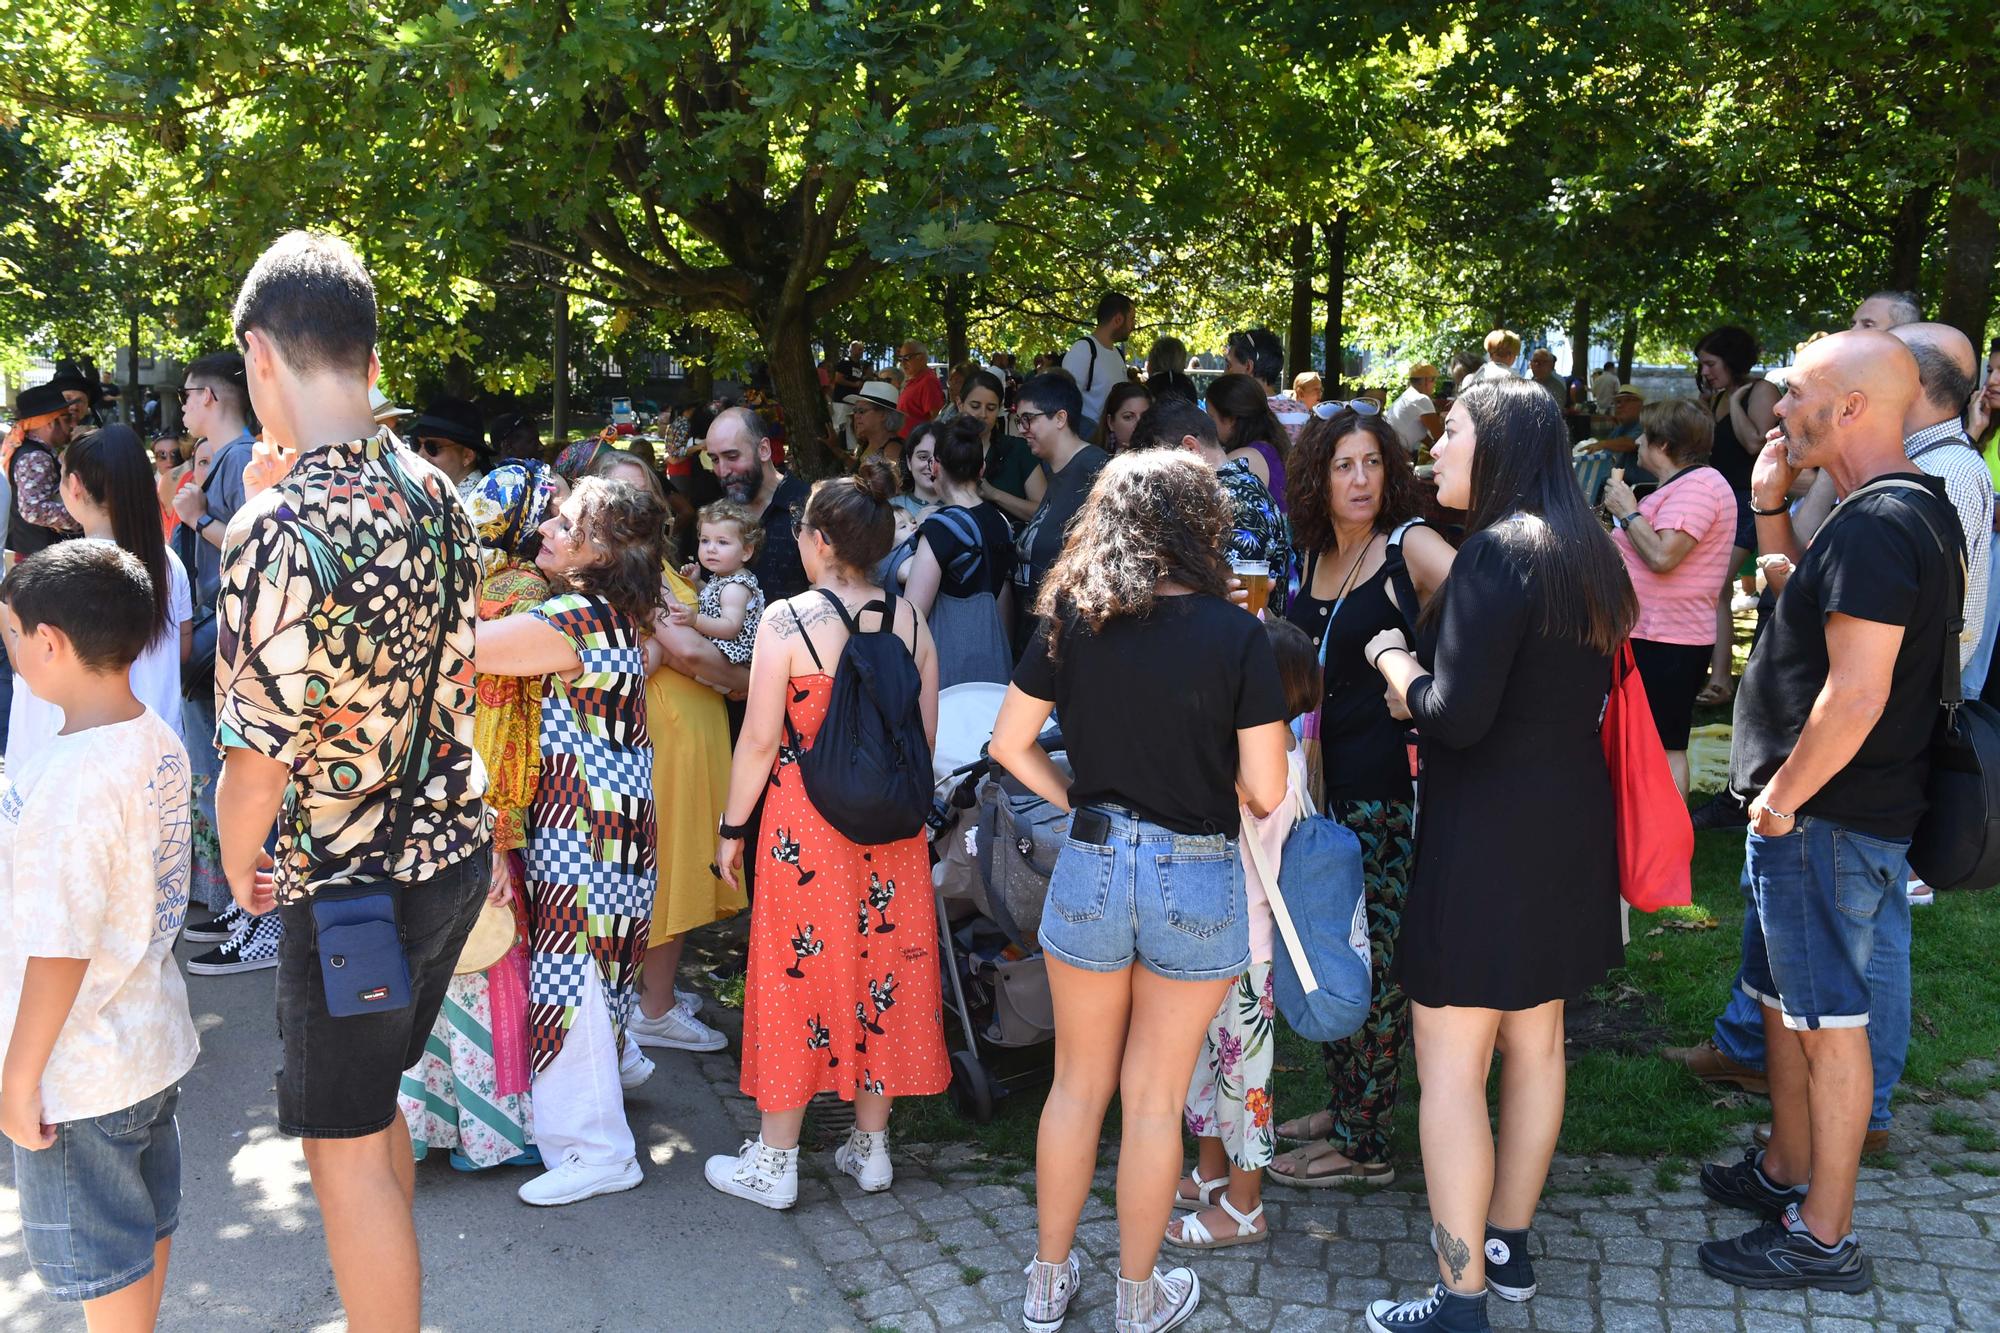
[1750,502,1788,517]
[1762,806,1796,823]
[1370,645,1408,671]
[718,815,754,840]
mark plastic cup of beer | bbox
[1232,558,1271,617]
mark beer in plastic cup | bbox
[1232,558,1271,617]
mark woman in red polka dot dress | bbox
[705,456,948,1209]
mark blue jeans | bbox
[1040,805,1249,982]
[13,1085,181,1302]
[1713,824,1912,1130]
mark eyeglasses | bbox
[1311,398,1383,419]
[176,386,215,407]
[1016,410,1050,428]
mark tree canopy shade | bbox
[2,1,1995,441]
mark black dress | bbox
[1393,527,1623,1010]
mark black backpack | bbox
[786,590,934,845]
[1861,479,2000,892]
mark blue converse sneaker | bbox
[1365,1282,1491,1333]
[1698,1146,1808,1218]
[1697,1202,1871,1292]
[1481,1224,1536,1302]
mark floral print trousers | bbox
[1320,798,1416,1165]
[1184,963,1276,1171]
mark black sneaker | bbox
[1697,1203,1872,1292]
[1481,1225,1535,1302]
[186,912,282,975]
[1690,791,1748,832]
[1365,1282,1491,1333]
[183,904,246,945]
[1699,1146,1807,1217]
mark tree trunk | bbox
[1938,137,2000,345]
[1887,185,1937,296]
[1288,221,1314,378]
[943,276,970,372]
[764,312,837,479]
[1323,213,1348,385]
[126,308,140,426]
[551,288,570,445]
[1568,297,1590,384]
[1617,309,1638,383]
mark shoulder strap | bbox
[1908,431,1972,462]
[1239,809,1319,994]
[1383,519,1425,629]
[1846,481,1965,709]
[1084,337,1098,392]
[789,599,828,673]
[384,484,459,859]
[930,506,986,583]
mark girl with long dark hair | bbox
[991,451,1289,1333]
[7,425,191,769]
[1205,372,1291,510]
[1693,325,1780,705]
[1360,379,1635,1333]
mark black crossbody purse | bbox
[309,505,460,1018]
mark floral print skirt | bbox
[1183,963,1276,1171]
[399,969,537,1169]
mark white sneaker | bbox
[629,1001,728,1053]
[834,1127,893,1193]
[516,1152,642,1207]
[1115,1266,1200,1333]
[676,987,703,1014]
[704,1137,799,1210]
[1908,877,1935,906]
[1023,1252,1083,1332]
[618,1035,656,1090]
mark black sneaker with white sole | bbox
[1697,1203,1872,1292]
[1481,1225,1536,1302]
[182,904,246,945]
[186,911,282,975]
[1699,1146,1808,1218]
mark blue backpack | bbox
[1243,788,1372,1043]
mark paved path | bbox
[0,938,858,1333]
[693,1053,2000,1333]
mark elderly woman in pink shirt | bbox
[1601,398,1740,795]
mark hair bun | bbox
[853,454,898,504]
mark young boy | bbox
[0,539,198,1330]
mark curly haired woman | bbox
[990,451,1290,1333]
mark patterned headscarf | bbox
[466,461,557,558]
[552,434,613,483]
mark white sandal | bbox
[1164,1195,1268,1251]
[1174,1167,1225,1207]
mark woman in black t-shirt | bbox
[903,416,1016,686]
[992,451,1288,1333]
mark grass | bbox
[1931,1108,2000,1154]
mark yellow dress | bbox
[646,565,746,943]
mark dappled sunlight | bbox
[226,1127,314,1218]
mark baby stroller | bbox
[927,683,1069,1122]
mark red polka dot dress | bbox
[739,672,949,1112]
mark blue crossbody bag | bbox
[308,492,459,1018]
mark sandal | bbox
[1174,1166,1225,1207]
[1265,1141,1396,1189]
[1695,679,1734,707]
[1164,1195,1268,1251]
[1274,1109,1334,1142]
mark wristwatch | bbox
[196,513,217,532]
[718,814,753,840]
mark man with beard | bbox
[703,405,809,601]
[5,381,83,560]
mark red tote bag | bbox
[1602,641,1694,911]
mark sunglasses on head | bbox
[1312,398,1382,419]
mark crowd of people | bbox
[1,244,1995,1333]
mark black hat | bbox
[48,361,115,405]
[15,382,69,419]
[407,396,493,457]
[486,409,537,452]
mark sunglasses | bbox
[176,386,215,406]
[417,438,461,457]
[1311,398,1383,419]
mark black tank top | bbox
[7,440,67,558]
[1709,396,1755,495]
[1287,545,1417,804]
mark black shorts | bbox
[1730,487,1758,554]
[1630,638,1713,751]
[274,847,489,1139]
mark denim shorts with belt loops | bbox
[1039,804,1250,982]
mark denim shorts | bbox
[1039,806,1249,982]
[14,1085,180,1302]
[276,846,489,1138]
[1739,817,1910,1031]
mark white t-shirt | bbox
[0,709,197,1122]
[6,548,192,772]
[1061,334,1128,427]
[1384,385,1438,451]
[1590,369,1621,407]
[1467,359,1517,384]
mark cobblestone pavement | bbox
[698,1052,2000,1332]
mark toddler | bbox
[1168,616,1319,1254]
[0,540,198,1330]
[672,500,765,664]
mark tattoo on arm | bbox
[1433,1223,1471,1285]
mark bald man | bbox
[1850,290,1921,331]
[1696,330,1954,1294]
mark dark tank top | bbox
[1287,542,1417,804]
